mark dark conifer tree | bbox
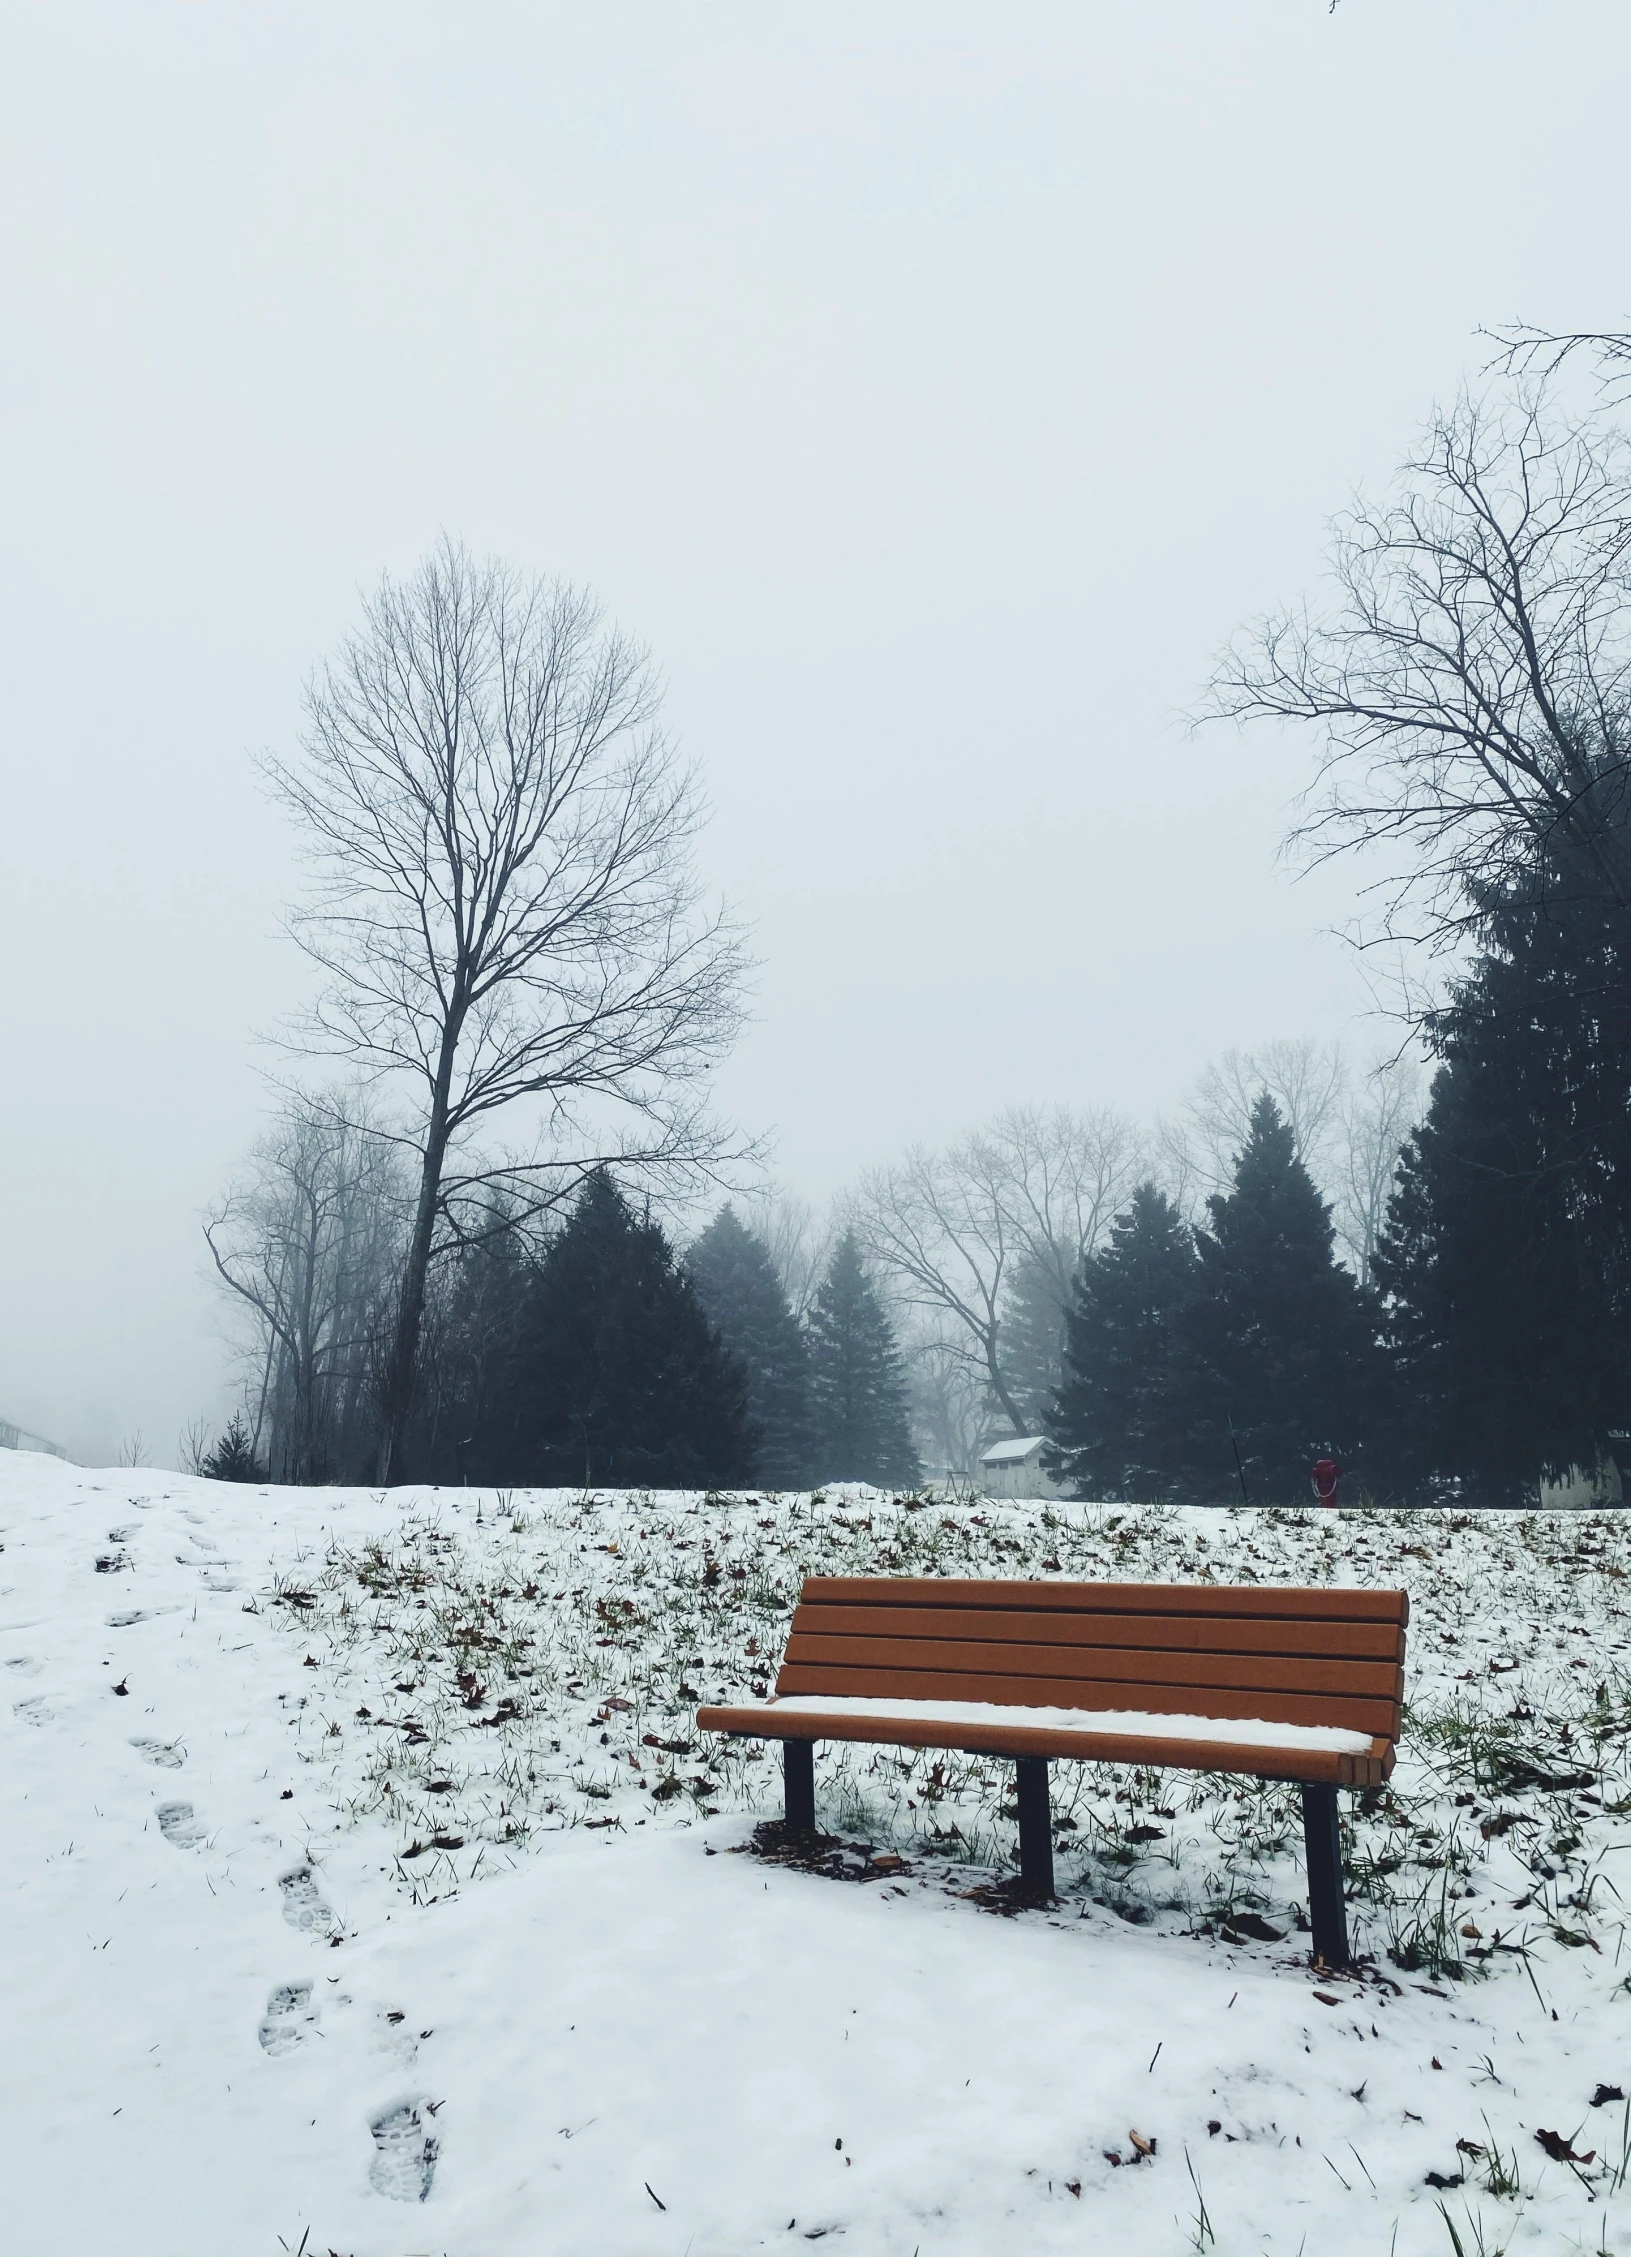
[1046,1183,1201,1501]
[411,1213,534,1483]
[200,1413,265,1484]
[508,1170,755,1488]
[998,1248,1073,1434]
[1375,844,1631,1499]
[805,1230,919,1488]
[685,1205,812,1488]
[1179,1095,1387,1503]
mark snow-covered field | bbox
[6,1454,1631,2255]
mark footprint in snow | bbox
[376,2008,420,2063]
[258,1980,320,2056]
[12,1696,53,1725]
[279,1865,340,1937]
[368,2099,439,2202]
[156,1801,206,1848]
[130,1736,185,1768]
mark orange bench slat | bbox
[799,1576,1410,1625]
[781,1630,1404,1704]
[791,1602,1406,1661]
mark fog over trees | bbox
[184,347,1631,1510]
[202,1092,404,1484]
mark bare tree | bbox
[1172,1037,1348,1196]
[265,541,750,1480]
[853,1138,1016,1423]
[1331,1052,1422,1287]
[1206,382,1631,955]
[205,1094,406,1482]
[852,1105,1143,1434]
[736,1190,836,1324]
[903,1317,992,1482]
[1155,1038,1420,1282]
[989,1106,1146,1312]
[1149,1111,1206,1224]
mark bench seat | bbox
[697,1572,1410,1968]
[696,1693,1392,1787]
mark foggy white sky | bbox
[3,3,1627,1464]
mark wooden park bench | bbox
[697,1575,1409,1968]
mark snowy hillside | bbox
[5,1454,1631,2254]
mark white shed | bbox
[978,1434,1063,1500]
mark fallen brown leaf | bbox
[1535,2128,1595,2165]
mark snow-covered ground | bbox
[6,1454,1631,2254]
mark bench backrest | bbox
[777,1576,1408,1745]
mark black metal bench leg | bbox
[1015,1756,1054,1897]
[1301,1782,1350,1968]
[783,1737,816,1834]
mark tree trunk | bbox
[376,1027,461,1483]
[984,1324,1027,1435]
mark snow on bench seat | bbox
[756,1694,1376,1756]
[697,1691,1389,1784]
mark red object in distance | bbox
[1311,1458,1341,1507]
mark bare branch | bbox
[1204,381,1631,967]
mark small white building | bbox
[978,1434,1064,1500]
[1539,1453,1623,1511]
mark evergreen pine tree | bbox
[805,1230,920,1488]
[998,1247,1073,1433]
[511,1171,756,1488]
[1178,1095,1386,1503]
[685,1204,813,1488]
[201,1413,265,1484]
[411,1214,534,1484]
[1046,1183,1201,1501]
[1374,844,1631,1499]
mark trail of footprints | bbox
[265,1871,441,2200]
[107,1512,441,2205]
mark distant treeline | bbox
[202,1162,921,1494]
[202,793,1631,1505]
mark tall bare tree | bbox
[1207,381,1631,953]
[852,1105,1143,1434]
[265,541,749,1480]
